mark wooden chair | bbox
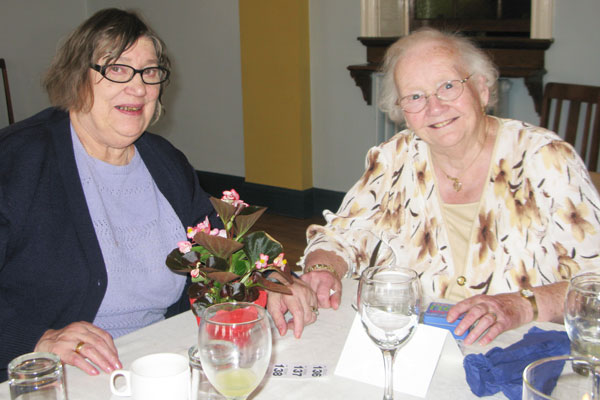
[540,82,600,171]
[0,58,14,125]
[589,171,600,193]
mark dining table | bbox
[0,278,564,400]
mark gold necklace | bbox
[438,133,488,192]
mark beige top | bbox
[441,202,479,301]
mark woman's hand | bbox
[300,270,342,310]
[35,321,121,376]
[267,277,319,338]
[447,292,532,346]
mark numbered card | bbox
[269,363,329,379]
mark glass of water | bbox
[357,265,421,400]
[8,352,66,400]
[564,273,600,361]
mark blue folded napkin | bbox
[463,327,570,400]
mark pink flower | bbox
[196,217,212,234]
[186,227,198,239]
[255,253,269,269]
[177,241,192,254]
[187,217,213,239]
[190,268,200,278]
[221,189,248,208]
[235,200,249,208]
[222,189,241,203]
[273,253,287,269]
[210,228,227,238]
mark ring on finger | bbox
[487,312,497,323]
[74,341,85,354]
[311,306,319,316]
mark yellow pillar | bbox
[238,0,312,191]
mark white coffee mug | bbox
[110,353,190,400]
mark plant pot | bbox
[189,289,268,326]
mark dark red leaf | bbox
[193,232,243,260]
[205,270,240,284]
[234,206,267,237]
[257,275,293,295]
[209,197,237,227]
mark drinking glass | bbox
[564,273,600,361]
[8,352,66,400]
[357,265,421,400]
[198,302,271,400]
[189,345,225,400]
[523,355,600,399]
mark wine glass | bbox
[523,355,600,399]
[198,302,272,400]
[357,265,421,400]
[564,273,600,361]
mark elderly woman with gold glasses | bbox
[0,8,219,380]
[269,28,600,345]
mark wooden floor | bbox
[250,212,325,271]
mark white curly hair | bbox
[378,28,499,124]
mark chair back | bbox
[0,58,14,125]
[540,82,600,171]
[589,171,600,193]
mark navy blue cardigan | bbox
[0,108,219,379]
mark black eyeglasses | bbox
[398,74,473,113]
[90,64,170,85]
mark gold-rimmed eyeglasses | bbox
[398,74,473,113]
[90,63,170,85]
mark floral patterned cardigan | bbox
[304,118,600,301]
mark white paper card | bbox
[335,314,449,398]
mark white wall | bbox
[503,0,600,126]
[309,0,374,192]
[0,0,86,127]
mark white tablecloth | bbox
[0,279,563,399]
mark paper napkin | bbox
[335,314,451,398]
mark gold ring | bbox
[311,306,319,316]
[75,341,85,354]
[488,313,497,323]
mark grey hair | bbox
[378,28,499,124]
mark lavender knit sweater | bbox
[72,128,186,338]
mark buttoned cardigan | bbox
[304,118,600,301]
[0,108,218,379]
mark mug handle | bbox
[110,369,132,397]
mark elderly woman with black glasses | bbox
[269,28,600,346]
[0,8,219,379]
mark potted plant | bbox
[166,189,293,320]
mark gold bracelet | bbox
[520,288,538,321]
[305,264,340,280]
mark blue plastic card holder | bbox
[423,302,468,340]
